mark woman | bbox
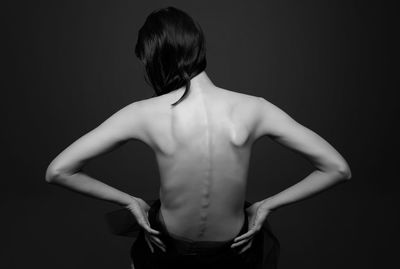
[45,6,352,269]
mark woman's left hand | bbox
[231,201,272,254]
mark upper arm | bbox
[46,102,146,177]
[254,97,351,176]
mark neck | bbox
[188,71,215,90]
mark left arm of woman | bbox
[45,101,146,207]
[45,101,167,251]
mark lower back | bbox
[158,165,249,241]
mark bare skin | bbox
[45,71,351,259]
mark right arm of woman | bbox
[254,97,352,212]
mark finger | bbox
[233,228,257,243]
[151,240,166,252]
[231,236,253,248]
[140,222,161,235]
[146,226,161,235]
[149,236,166,251]
[149,237,166,252]
[142,218,161,235]
[144,234,154,253]
[238,240,253,254]
[150,235,166,249]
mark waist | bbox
[158,205,246,242]
[152,204,249,255]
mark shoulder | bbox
[219,88,273,117]
[254,97,293,123]
[97,97,161,141]
[106,99,149,123]
[93,100,146,141]
[118,96,163,117]
[216,89,293,138]
[252,96,300,139]
[121,95,173,130]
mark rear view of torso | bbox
[142,86,260,241]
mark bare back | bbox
[46,71,351,244]
[140,86,261,241]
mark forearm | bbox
[260,169,349,211]
[47,171,138,206]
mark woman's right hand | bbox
[125,197,166,253]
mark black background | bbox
[2,1,395,268]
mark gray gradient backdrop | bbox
[2,1,394,268]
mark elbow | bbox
[336,163,352,181]
[323,161,352,182]
[45,165,61,184]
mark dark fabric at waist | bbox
[129,199,280,269]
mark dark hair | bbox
[135,6,207,106]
